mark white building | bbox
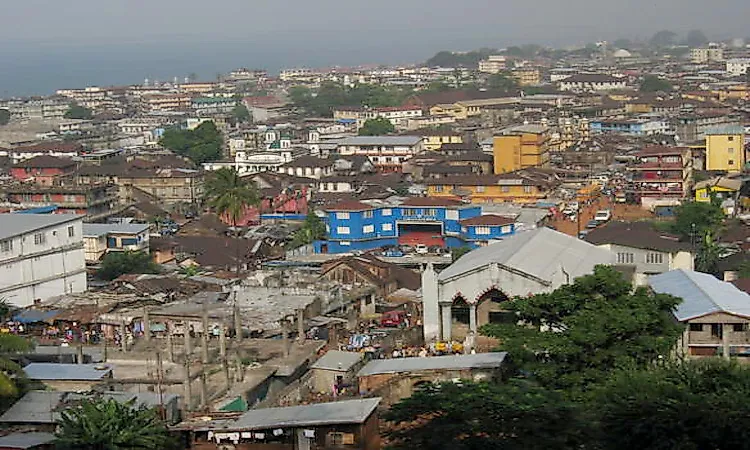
[478,55,507,74]
[0,214,87,307]
[726,58,750,77]
[82,223,150,263]
[558,74,628,92]
[335,136,424,171]
[691,46,724,64]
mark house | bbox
[320,254,421,298]
[558,74,627,92]
[726,58,750,77]
[357,352,508,405]
[335,136,424,172]
[628,146,693,203]
[82,223,150,262]
[23,363,112,392]
[705,126,746,172]
[2,142,83,164]
[584,221,694,284]
[0,214,87,307]
[695,176,743,206]
[589,118,670,136]
[182,398,382,450]
[421,228,614,343]
[10,156,77,186]
[478,55,507,74]
[673,112,740,143]
[407,128,463,151]
[1,183,118,220]
[277,156,334,179]
[460,215,517,247]
[649,269,750,359]
[190,97,236,114]
[425,171,557,204]
[493,124,550,173]
[309,350,365,394]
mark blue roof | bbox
[12,206,58,214]
[13,309,62,324]
[23,363,112,381]
[649,269,750,321]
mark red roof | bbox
[327,200,374,211]
[13,142,83,154]
[401,197,463,207]
[636,146,688,157]
[460,215,516,226]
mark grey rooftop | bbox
[310,350,364,372]
[357,352,507,376]
[0,213,81,241]
[23,363,112,381]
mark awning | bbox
[13,309,62,324]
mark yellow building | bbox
[493,125,550,174]
[425,174,551,204]
[511,68,541,86]
[429,103,469,120]
[705,127,746,173]
[694,177,743,203]
[420,131,463,151]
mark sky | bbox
[2,0,750,95]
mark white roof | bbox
[649,269,750,321]
[83,223,150,237]
[438,228,614,283]
[337,136,422,146]
[358,352,507,376]
[0,214,81,241]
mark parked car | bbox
[380,310,408,328]
[586,219,600,229]
[594,210,612,222]
[415,244,429,254]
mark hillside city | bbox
[2,29,750,449]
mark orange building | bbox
[493,125,550,174]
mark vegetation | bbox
[289,212,327,249]
[358,117,395,136]
[0,109,9,126]
[649,30,678,48]
[639,75,673,92]
[685,29,709,47]
[0,328,33,407]
[97,251,160,281]
[450,246,472,261]
[289,82,408,117]
[204,167,260,228]
[486,72,519,92]
[425,49,498,68]
[232,102,251,123]
[159,121,223,164]
[64,104,93,120]
[670,199,724,242]
[55,398,175,450]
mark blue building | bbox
[314,198,516,254]
[589,118,667,136]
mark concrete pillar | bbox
[440,304,452,342]
[120,320,127,352]
[183,359,192,413]
[76,344,84,365]
[201,305,210,364]
[143,308,150,343]
[219,327,227,359]
[200,370,208,408]
[722,323,731,360]
[235,355,244,382]
[233,301,243,343]
[166,327,174,363]
[422,263,440,342]
[297,309,305,344]
[184,325,192,358]
[281,320,290,357]
[469,304,478,334]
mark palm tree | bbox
[55,398,175,450]
[204,167,260,271]
[0,333,32,398]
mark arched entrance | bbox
[476,288,513,328]
[451,295,470,340]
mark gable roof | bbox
[649,269,750,321]
[23,363,111,381]
[438,227,614,283]
[357,352,507,376]
[12,155,77,169]
[460,214,516,226]
[310,350,364,372]
[226,398,381,431]
[584,221,691,252]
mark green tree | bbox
[289,212,326,249]
[695,230,723,275]
[487,72,519,92]
[55,397,175,450]
[686,29,709,47]
[613,38,633,49]
[0,109,9,126]
[595,360,750,450]
[64,104,93,120]
[232,103,251,123]
[639,75,673,92]
[0,332,33,404]
[204,167,260,229]
[358,117,395,136]
[97,251,160,281]
[450,246,472,261]
[159,121,223,164]
[385,380,586,450]
[671,199,724,241]
[483,265,683,392]
[650,30,678,47]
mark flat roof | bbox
[0,432,55,449]
[23,363,112,381]
[0,214,81,241]
[337,136,422,146]
[357,352,507,376]
[82,223,150,237]
[310,350,364,372]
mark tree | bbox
[289,212,326,249]
[0,109,9,126]
[671,199,724,242]
[450,246,472,261]
[97,251,160,281]
[232,103,251,123]
[56,397,175,450]
[650,30,678,47]
[613,38,632,49]
[358,117,395,136]
[487,72,519,92]
[0,332,33,404]
[482,265,683,391]
[695,230,722,275]
[639,75,673,92]
[595,360,750,450]
[159,121,223,164]
[64,104,93,120]
[686,29,709,47]
[385,380,586,450]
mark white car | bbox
[594,210,612,222]
[414,244,429,254]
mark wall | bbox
[706,134,745,172]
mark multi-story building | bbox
[314,198,516,254]
[478,55,507,74]
[673,112,740,143]
[512,67,541,86]
[56,87,107,109]
[0,97,70,120]
[10,156,77,186]
[0,142,84,164]
[190,97,236,114]
[589,118,670,136]
[705,126,746,172]
[558,74,627,92]
[0,214,87,307]
[493,125,550,173]
[629,146,693,201]
[691,46,724,64]
[726,58,750,77]
[140,94,191,112]
[335,136,424,172]
[1,183,118,221]
[425,171,556,204]
[177,82,218,95]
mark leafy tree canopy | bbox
[289,212,326,249]
[650,30,678,47]
[487,72,519,92]
[670,199,724,241]
[482,265,683,392]
[639,75,673,92]
[450,246,472,261]
[64,104,93,120]
[159,121,223,164]
[358,117,395,136]
[204,167,259,226]
[425,48,498,68]
[97,251,160,281]
[686,29,709,47]
[232,103,251,123]
[56,397,176,450]
[0,109,9,126]
[289,82,408,117]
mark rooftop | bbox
[0,214,81,242]
[310,350,364,372]
[23,363,112,381]
[460,214,517,226]
[337,136,423,146]
[357,352,508,376]
[12,155,77,169]
[584,221,691,253]
[0,432,55,449]
[82,223,150,237]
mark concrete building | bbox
[309,350,365,394]
[705,126,746,172]
[335,136,424,172]
[0,214,87,307]
[82,223,150,263]
[726,58,750,77]
[478,55,507,74]
[629,146,693,201]
[493,125,550,173]
[421,228,614,343]
[691,46,724,64]
[558,74,627,91]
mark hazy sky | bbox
[3,0,750,48]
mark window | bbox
[425,208,437,216]
[729,159,735,166]
[476,185,485,193]
[363,210,374,219]
[646,252,664,264]
[711,324,722,338]
[689,323,703,332]
[524,186,534,194]
[363,225,374,233]
[729,136,735,141]
[474,226,491,235]
[435,185,444,193]
[728,148,734,153]
[501,186,510,193]
[734,323,748,332]
[616,252,634,264]
[382,208,392,216]
[0,240,12,253]
[34,232,46,246]
[402,208,416,216]
[446,209,459,220]
[67,226,75,237]
[382,223,393,231]
[336,227,350,235]
[335,212,350,220]
[327,432,355,446]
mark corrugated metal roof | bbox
[357,352,507,376]
[337,136,422,146]
[0,431,56,448]
[438,228,614,283]
[82,223,150,237]
[649,269,750,321]
[0,391,63,424]
[226,398,381,431]
[310,350,364,372]
[0,214,81,241]
[23,363,111,381]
